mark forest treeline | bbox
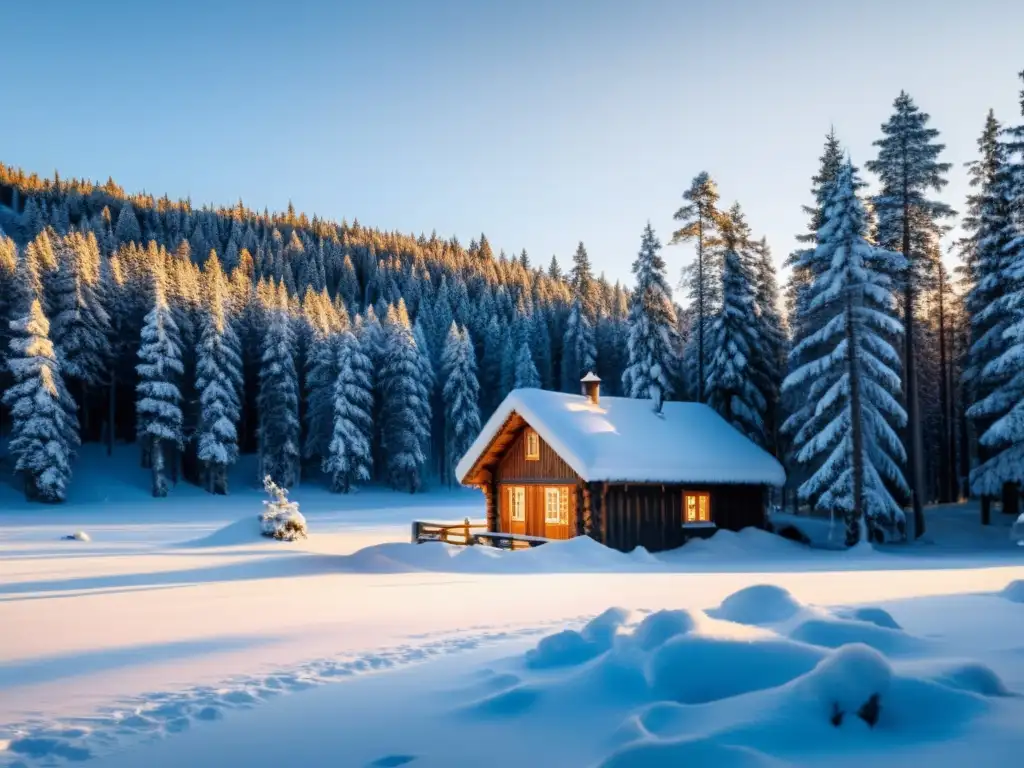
[1,69,1022,545]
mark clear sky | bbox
[2,0,1022,290]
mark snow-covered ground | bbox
[1,449,1023,767]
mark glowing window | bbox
[509,486,526,522]
[545,487,569,524]
[683,492,712,526]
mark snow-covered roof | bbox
[456,388,787,487]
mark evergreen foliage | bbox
[441,323,482,485]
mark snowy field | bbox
[1,450,1023,767]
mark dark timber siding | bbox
[602,484,766,553]
[494,428,579,483]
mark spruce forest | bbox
[1,71,1023,546]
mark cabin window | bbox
[525,429,540,461]
[509,486,526,522]
[683,492,712,526]
[544,487,570,524]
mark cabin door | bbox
[541,486,572,540]
[507,486,526,536]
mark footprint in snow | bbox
[369,756,417,767]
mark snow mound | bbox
[525,608,631,669]
[924,661,1011,697]
[788,617,928,656]
[794,643,891,725]
[629,609,698,652]
[707,584,804,625]
[678,527,806,558]
[1001,580,1024,603]
[599,737,779,768]
[647,635,825,704]
[175,516,267,548]
[838,606,901,630]
[61,530,91,542]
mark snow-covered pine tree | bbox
[750,237,787,456]
[135,266,185,498]
[705,204,766,442]
[258,283,301,488]
[514,340,541,389]
[379,300,431,492]
[49,232,112,400]
[782,161,909,545]
[412,314,436,482]
[671,172,722,403]
[194,252,243,494]
[622,222,679,412]
[302,289,344,468]
[0,233,24,378]
[866,92,955,536]
[114,202,142,246]
[3,299,80,501]
[441,322,482,485]
[560,297,596,392]
[324,325,374,493]
[480,314,505,416]
[964,86,1024,513]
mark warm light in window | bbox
[683,492,711,525]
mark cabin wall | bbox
[602,484,766,553]
[494,429,579,483]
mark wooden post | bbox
[464,517,472,545]
[484,480,498,533]
[582,484,591,540]
[411,521,421,544]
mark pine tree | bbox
[569,242,597,318]
[480,315,505,415]
[302,290,344,467]
[706,205,766,442]
[324,328,374,492]
[114,202,142,246]
[194,253,243,494]
[866,91,955,536]
[49,232,112,393]
[751,237,787,456]
[671,172,722,402]
[379,300,430,492]
[964,86,1024,512]
[561,297,596,391]
[441,323,482,485]
[514,340,541,389]
[3,299,79,501]
[135,267,185,497]
[258,284,301,488]
[622,222,678,412]
[782,162,909,545]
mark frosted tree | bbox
[706,204,765,442]
[194,254,243,494]
[3,299,79,501]
[413,315,436,476]
[866,91,955,536]
[622,222,678,412]
[324,328,374,492]
[480,314,504,415]
[441,323,482,485]
[782,162,909,545]
[258,283,301,488]
[135,268,184,497]
[561,297,596,391]
[302,289,344,466]
[49,232,112,397]
[514,340,541,389]
[751,237,787,456]
[671,172,722,402]
[0,233,24,377]
[114,202,142,246]
[964,91,1024,512]
[379,300,431,492]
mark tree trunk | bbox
[981,495,991,526]
[152,439,167,498]
[936,277,953,504]
[1002,482,1019,517]
[845,293,865,547]
[697,219,705,403]
[903,201,926,537]
[107,372,116,457]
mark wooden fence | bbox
[411,519,488,546]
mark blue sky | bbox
[2,0,1022,289]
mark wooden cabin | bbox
[455,375,786,553]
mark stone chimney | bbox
[580,372,601,405]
